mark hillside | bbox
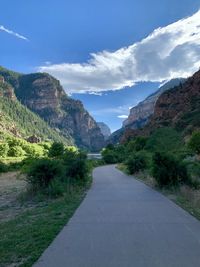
[0,67,105,151]
[0,78,72,144]
[121,70,200,142]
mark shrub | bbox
[146,127,183,153]
[49,142,65,157]
[25,158,65,193]
[101,149,118,164]
[125,151,147,174]
[188,131,200,155]
[0,143,9,157]
[0,161,8,173]
[126,136,147,152]
[8,146,25,157]
[23,143,44,157]
[152,152,189,188]
[63,150,89,181]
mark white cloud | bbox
[0,25,28,41]
[118,115,129,119]
[38,10,200,93]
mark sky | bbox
[1,0,200,132]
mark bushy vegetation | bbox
[126,151,148,174]
[152,152,189,188]
[188,131,200,155]
[103,127,200,189]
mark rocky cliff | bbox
[121,70,200,143]
[123,78,185,128]
[0,67,105,151]
[97,122,111,140]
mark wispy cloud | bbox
[38,10,200,94]
[0,25,28,41]
[117,115,128,119]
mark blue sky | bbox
[1,0,200,131]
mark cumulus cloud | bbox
[38,10,200,93]
[118,115,129,119]
[0,25,28,41]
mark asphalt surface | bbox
[34,165,200,267]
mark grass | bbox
[0,177,92,267]
[117,163,200,221]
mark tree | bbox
[188,131,200,155]
[49,142,64,157]
[0,143,9,157]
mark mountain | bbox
[0,75,73,144]
[97,122,111,140]
[123,78,186,128]
[0,67,105,151]
[121,70,200,142]
[107,78,185,144]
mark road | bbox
[34,165,200,267]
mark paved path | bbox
[34,165,200,267]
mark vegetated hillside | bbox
[0,97,72,144]
[107,78,185,145]
[0,67,105,151]
[121,70,200,143]
[97,122,111,140]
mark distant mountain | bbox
[107,78,186,144]
[97,122,111,140]
[121,70,200,142]
[123,78,186,128]
[0,66,105,151]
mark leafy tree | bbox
[8,146,25,157]
[0,143,9,157]
[188,131,200,155]
[126,136,147,152]
[49,142,65,157]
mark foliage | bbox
[25,158,65,194]
[152,152,189,188]
[63,150,89,181]
[188,131,200,154]
[125,151,148,174]
[49,142,65,157]
[126,136,147,152]
[145,127,183,153]
[0,143,9,157]
[8,146,25,157]
[101,144,125,164]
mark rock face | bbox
[107,79,185,145]
[123,78,185,128]
[121,70,200,143]
[0,76,16,100]
[0,68,105,151]
[97,122,111,140]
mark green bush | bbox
[25,158,65,194]
[63,150,89,181]
[49,142,65,157]
[146,127,183,153]
[8,146,25,157]
[125,151,147,174]
[0,161,8,173]
[126,136,147,152]
[23,143,44,157]
[188,131,200,155]
[0,143,9,157]
[152,152,189,188]
[101,149,118,164]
